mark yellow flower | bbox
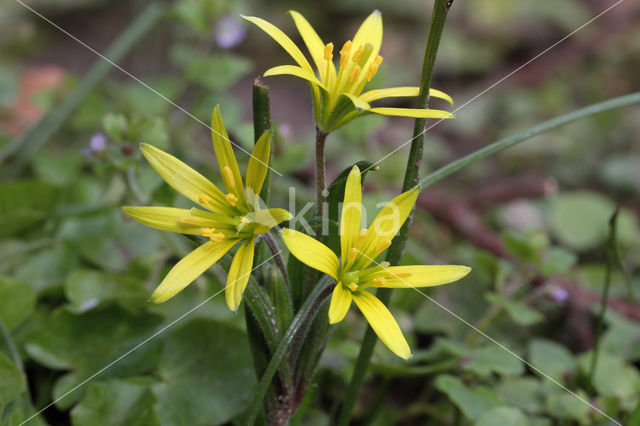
[281,166,470,358]
[243,10,455,133]
[122,106,292,311]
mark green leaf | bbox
[528,339,576,382]
[152,318,255,425]
[178,48,252,91]
[485,293,543,327]
[503,232,539,263]
[25,307,162,409]
[0,351,25,405]
[435,375,503,419]
[464,344,525,378]
[540,247,576,277]
[102,113,128,141]
[474,407,528,426]
[64,269,149,313]
[578,352,640,398]
[0,277,36,330]
[548,191,639,251]
[497,377,544,414]
[0,180,60,238]
[543,386,590,423]
[71,379,160,426]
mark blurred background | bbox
[1,0,639,425]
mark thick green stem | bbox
[1,2,166,178]
[253,78,273,204]
[245,278,333,426]
[336,2,452,425]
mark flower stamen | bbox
[202,228,225,243]
[222,166,235,190]
[347,282,359,292]
[226,193,238,207]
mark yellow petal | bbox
[288,10,336,84]
[245,130,271,199]
[357,187,419,269]
[211,106,247,204]
[368,265,471,288]
[242,15,314,73]
[352,291,411,359]
[281,229,339,280]
[351,10,383,86]
[140,144,232,215]
[340,166,362,264]
[342,93,371,111]
[370,107,455,119]
[359,87,453,105]
[252,208,293,234]
[225,237,256,311]
[123,206,205,235]
[264,65,326,89]
[328,284,353,324]
[150,239,238,303]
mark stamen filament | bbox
[222,166,235,190]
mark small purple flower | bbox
[548,287,569,303]
[84,132,108,157]
[215,15,246,49]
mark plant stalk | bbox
[336,2,453,424]
[315,127,328,236]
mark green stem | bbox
[588,208,620,383]
[1,2,166,178]
[253,78,273,204]
[315,128,328,236]
[419,92,640,191]
[336,2,452,425]
[245,278,333,426]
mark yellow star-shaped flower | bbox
[243,10,455,133]
[281,166,470,358]
[123,106,291,310]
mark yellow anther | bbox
[376,239,391,253]
[365,56,383,81]
[348,65,361,83]
[240,217,250,226]
[222,166,235,190]
[373,277,386,285]
[324,42,334,60]
[347,282,359,291]
[201,228,225,243]
[380,261,390,269]
[198,194,213,205]
[355,228,368,248]
[351,45,364,63]
[348,247,359,262]
[339,40,352,68]
[225,193,238,207]
[392,270,414,278]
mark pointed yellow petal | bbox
[351,10,383,86]
[288,10,335,79]
[353,291,411,359]
[370,107,454,119]
[328,284,353,324]
[368,265,471,288]
[123,206,205,235]
[225,237,256,311]
[211,106,247,204]
[150,239,238,303]
[140,144,232,215]
[252,208,293,234]
[340,166,362,264]
[281,229,339,280]
[245,130,271,199]
[359,87,453,105]
[357,187,419,268]
[242,15,314,72]
[264,65,326,89]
